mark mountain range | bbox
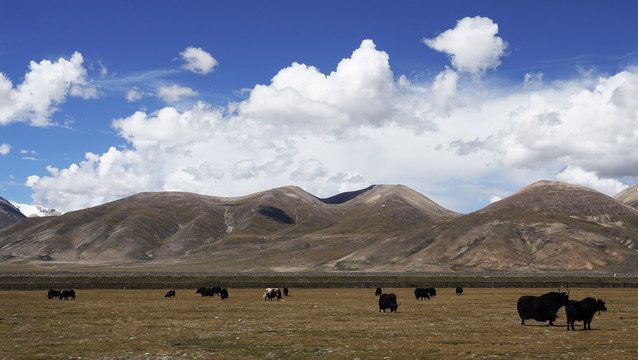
[1,181,637,273]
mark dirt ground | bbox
[1,287,636,359]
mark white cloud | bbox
[126,88,146,102]
[290,159,328,182]
[423,16,507,75]
[524,72,543,88]
[0,52,97,126]
[180,47,218,75]
[557,165,628,196]
[0,143,9,155]
[157,84,197,102]
[23,24,638,214]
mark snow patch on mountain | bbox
[11,202,62,217]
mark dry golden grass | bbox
[1,288,637,359]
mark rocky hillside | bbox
[0,197,25,229]
[0,185,459,271]
[1,181,637,273]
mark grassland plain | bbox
[1,288,637,359]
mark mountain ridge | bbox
[1,182,637,273]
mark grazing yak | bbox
[375,288,382,296]
[47,289,61,299]
[566,297,607,331]
[195,286,222,297]
[220,288,229,300]
[378,293,400,313]
[456,287,464,296]
[263,288,282,301]
[414,288,430,300]
[164,290,176,298]
[427,287,436,298]
[517,289,570,326]
[60,289,76,300]
[283,287,289,296]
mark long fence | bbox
[1,272,637,290]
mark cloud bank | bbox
[18,19,638,213]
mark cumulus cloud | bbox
[423,16,507,75]
[0,143,9,155]
[157,85,197,102]
[0,52,97,126]
[557,165,628,196]
[23,21,638,214]
[180,47,218,74]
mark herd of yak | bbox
[46,285,606,331]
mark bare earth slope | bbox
[1,181,638,273]
[0,196,26,229]
[395,181,638,273]
[614,183,638,208]
[0,185,459,271]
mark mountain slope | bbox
[0,197,26,229]
[1,181,638,273]
[614,183,638,209]
[0,185,458,271]
[389,181,638,273]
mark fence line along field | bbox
[2,288,637,359]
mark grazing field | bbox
[1,288,637,359]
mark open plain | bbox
[1,287,637,359]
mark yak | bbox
[566,297,607,331]
[414,288,430,300]
[220,288,229,300]
[263,288,281,301]
[164,290,176,298]
[283,287,289,296]
[456,287,464,296]
[517,289,569,326]
[60,289,76,300]
[47,289,61,299]
[375,288,382,296]
[196,286,222,297]
[379,293,400,313]
[426,287,436,298]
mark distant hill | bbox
[0,196,26,229]
[1,182,637,273]
[614,183,638,209]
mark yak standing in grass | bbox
[517,289,569,326]
[426,287,436,298]
[375,288,382,296]
[164,290,176,298]
[60,289,76,300]
[220,288,229,300]
[414,288,430,300]
[379,293,400,313]
[456,287,464,295]
[263,288,281,301]
[566,297,607,331]
[47,289,61,299]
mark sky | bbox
[2,1,638,214]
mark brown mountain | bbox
[614,183,638,208]
[1,181,637,273]
[0,197,25,229]
[389,181,638,273]
[0,185,459,271]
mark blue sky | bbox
[2,1,638,213]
